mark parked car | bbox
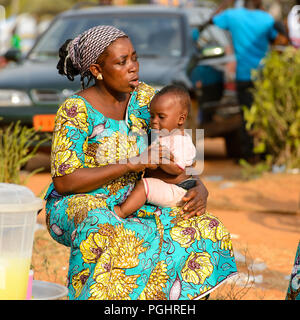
[0,3,242,156]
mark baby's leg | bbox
[114,180,147,218]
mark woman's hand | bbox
[127,144,173,172]
[177,178,208,219]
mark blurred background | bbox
[0,0,296,56]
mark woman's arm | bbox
[53,163,132,195]
[177,176,209,219]
[53,146,159,195]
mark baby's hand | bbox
[154,143,174,165]
[127,145,158,172]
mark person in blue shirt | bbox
[208,0,280,161]
[213,0,278,83]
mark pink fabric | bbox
[159,132,196,170]
[142,177,187,207]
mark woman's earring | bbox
[97,73,103,80]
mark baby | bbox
[114,84,197,218]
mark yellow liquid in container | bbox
[0,256,31,300]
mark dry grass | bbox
[31,228,70,287]
[210,247,259,300]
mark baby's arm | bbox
[159,161,184,176]
[158,142,184,176]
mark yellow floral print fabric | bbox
[77,223,146,300]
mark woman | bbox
[45,25,237,300]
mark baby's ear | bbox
[178,112,187,125]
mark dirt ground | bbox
[24,138,300,300]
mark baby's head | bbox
[149,84,191,132]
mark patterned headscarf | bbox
[65,25,127,81]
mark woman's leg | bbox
[115,179,147,218]
[45,196,75,247]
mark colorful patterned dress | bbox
[286,241,300,300]
[45,82,237,300]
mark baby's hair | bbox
[153,84,191,113]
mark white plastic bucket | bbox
[31,280,68,300]
[0,183,43,300]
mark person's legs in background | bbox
[235,80,258,162]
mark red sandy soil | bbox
[24,138,300,300]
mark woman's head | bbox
[57,25,139,91]
[150,84,191,132]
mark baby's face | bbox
[149,94,184,133]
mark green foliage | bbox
[244,47,300,170]
[0,121,51,184]
[0,0,99,17]
[0,0,152,17]
[239,157,272,180]
[21,0,97,16]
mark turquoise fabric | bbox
[286,241,300,300]
[45,82,237,300]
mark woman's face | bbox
[99,37,139,93]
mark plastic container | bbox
[31,280,68,300]
[0,183,43,300]
[26,270,34,300]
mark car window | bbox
[28,13,183,60]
